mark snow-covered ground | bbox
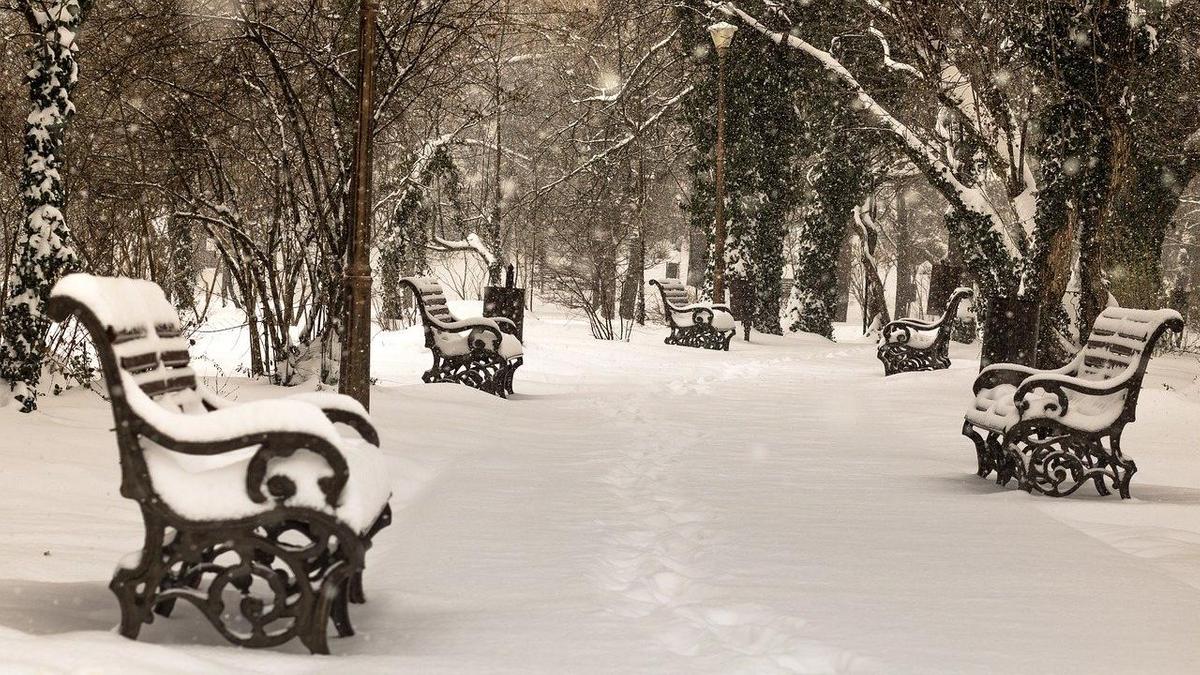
[4,308,1200,673]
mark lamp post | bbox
[340,0,379,410]
[708,21,736,303]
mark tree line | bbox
[3,0,1200,410]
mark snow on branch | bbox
[374,125,473,212]
[864,0,895,19]
[853,202,881,272]
[867,27,922,79]
[462,138,532,165]
[571,30,678,105]
[429,233,497,266]
[536,85,694,197]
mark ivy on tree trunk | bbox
[1,0,92,412]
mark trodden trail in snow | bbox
[5,317,1200,673]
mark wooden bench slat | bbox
[111,327,148,344]
[139,374,199,397]
[160,350,191,368]
[1086,334,1147,355]
[119,353,160,373]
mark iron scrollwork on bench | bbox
[648,278,736,351]
[46,273,392,654]
[400,276,524,397]
[877,287,973,376]
[962,306,1183,498]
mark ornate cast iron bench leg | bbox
[349,504,391,605]
[961,421,993,479]
[1084,440,1112,497]
[877,342,952,375]
[423,351,509,396]
[671,324,735,351]
[963,421,1016,485]
[330,579,355,638]
[1007,420,1114,498]
[116,511,370,655]
[111,512,169,641]
[993,433,1017,486]
[1107,430,1138,499]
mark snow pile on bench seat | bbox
[968,377,1132,434]
[127,373,343,445]
[882,325,939,350]
[126,373,390,533]
[434,329,523,358]
[966,306,1181,434]
[142,436,389,534]
[671,307,736,331]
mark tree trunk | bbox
[1,0,91,411]
[855,204,890,331]
[833,233,851,322]
[893,188,916,318]
[1104,157,1193,309]
[618,235,642,322]
[981,296,1041,369]
[686,227,707,288]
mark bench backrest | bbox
[48,275,203,414]
[1077,307,1182,383]
[924,287,973,343]
[47,274,204,502]
[650,279,690,312]
[399,276,460,346]
[938,288,973,325]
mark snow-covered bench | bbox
[399,276,523,397]
[962,306,1183,498]
[46,274,392,654]
[877,287,973,375]
[648,278,736,351]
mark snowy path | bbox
[5,320,1200,672]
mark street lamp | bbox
[340,0,379,410]
[708,21,736,303]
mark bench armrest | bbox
[287,391,380,446]
[197,384,380,447]
[886,318,938,330]
[128,375,350,506]
[1013,370,1138,421]
[427,314,505,343]
[879,319,938,346]
[883,317,940,334]
[670,304,733,318]
[972,365,1039,394]
[491,316,519,335]
[972,357,1080,394]
[1016,371,1137,399]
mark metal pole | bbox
[339,0,378,410]
[712,44,728,303]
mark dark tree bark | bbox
[892,187,917,318]
[833,232,852,322]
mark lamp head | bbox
[708,21,738,51]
